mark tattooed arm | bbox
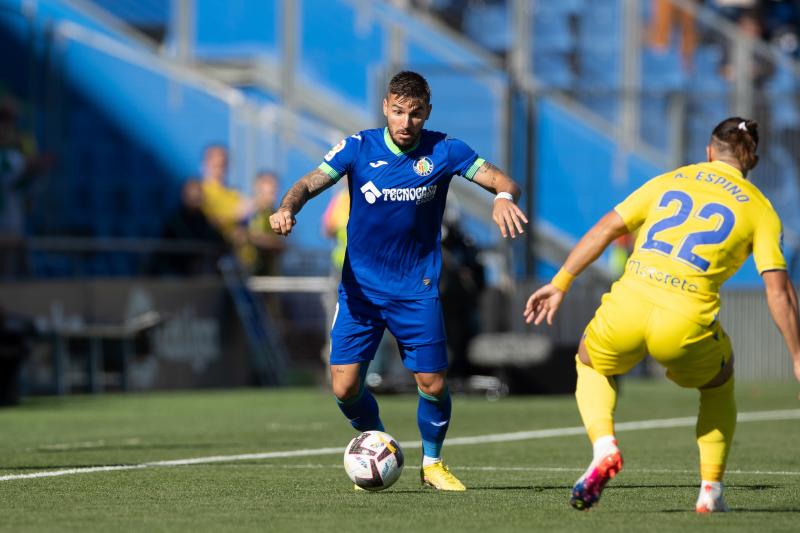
[471,161,521,201]
[470,161,528,239]
[269,168,337,236]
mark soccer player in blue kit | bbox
[270,71,528,491]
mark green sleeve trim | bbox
[318,162,342,181]
[463,157,486,180]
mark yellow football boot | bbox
[420,462,466,491]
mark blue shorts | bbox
[329,289,448,373]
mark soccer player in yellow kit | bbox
[524,117,800,512]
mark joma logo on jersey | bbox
[359,181,438,205]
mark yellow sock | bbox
[697,377,736,482]
[575,355,617,443]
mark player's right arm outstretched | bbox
[270,168,337,236]
[762,270,800,382]
[524,211,629,326]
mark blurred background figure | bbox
[648,0,700,69]
[243,171,285,276]
[0,93,48,278]
[321,179,349,276]
[158,178,228,276]
[199,145,255,254]
[440,211,486,381]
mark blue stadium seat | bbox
[692,45,727,91]
[765,63,800,132]
[579,47,620,88]
[640,96,670,151]
[533,51,575,89]
[462,2,509,53]
[577,93,619,123]
[578,0,621,43]
[533,9,572,53]
[641,48,686,90]
[536,0,585,17]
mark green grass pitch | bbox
[0,379,798,532]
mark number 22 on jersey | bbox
[641,190,736,272]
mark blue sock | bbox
[417,386,451,459]
[335,364,384,432]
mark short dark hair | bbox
[710,117,759,172]
[387,71,431,104]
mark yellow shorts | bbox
[583,283,732,388]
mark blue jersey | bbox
[319,127,485,300]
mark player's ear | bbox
[382,97,389,118]
[425,103,432,120]
[706,144,712,162]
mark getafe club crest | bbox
[324,138,347,162]
[413,157,434,176]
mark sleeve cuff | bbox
[462,157,486,181]
[758,264,788,274]
[318,162,342,181]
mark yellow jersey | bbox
[201,179,245,240]
[614,160,786,325]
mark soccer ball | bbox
[343,430,404,491]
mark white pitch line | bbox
[2,408,799,482]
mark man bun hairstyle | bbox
[710,117,760,172]
[388,71,431,104]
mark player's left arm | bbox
[762,270,800,382]
[754,206,798,381]
[471,161,529,239]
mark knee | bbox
[700,354,735,390]
[332,375,361,401]
[577,340,593,367]
[417,374,446,398]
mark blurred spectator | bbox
[157,179,228,275]
[321,180,350,272]
[412,0,468,32]
[0,94,50,278]
[648,0,701,68]
[242,171,286,276]
[710,0,759,22]
[716,6,773,86]
[760,0,800,56]
[199,145,255,248]
[439,217,485,379]
[0,306,35,406]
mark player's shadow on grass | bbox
[470,483,781,491]
[469,485,573,491]
[661,507,800,513]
